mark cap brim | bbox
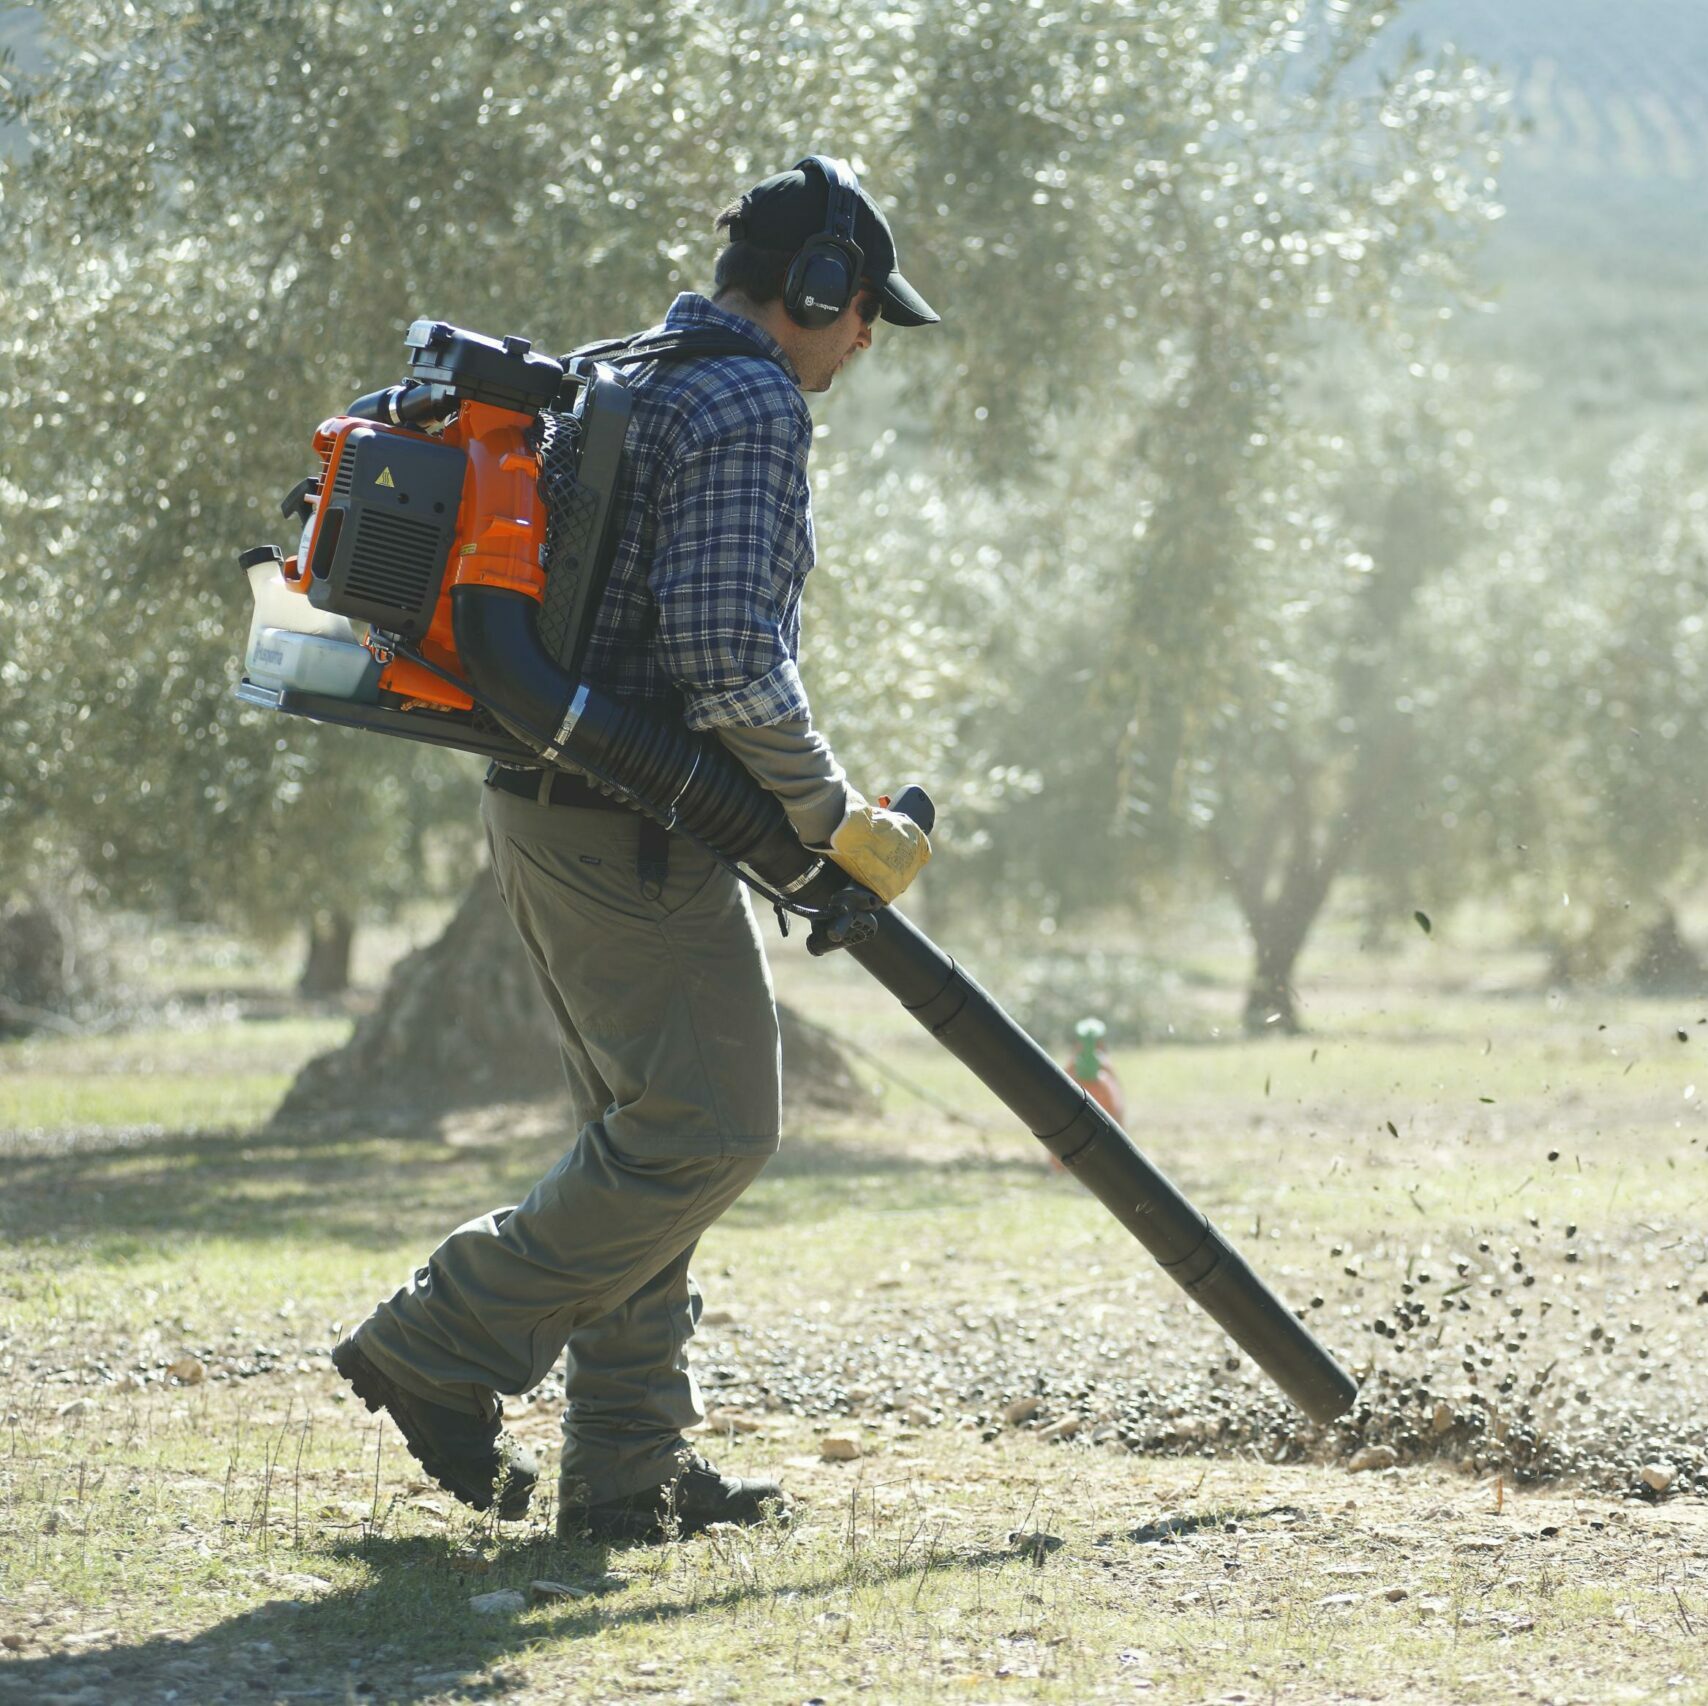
[879,272,938,327]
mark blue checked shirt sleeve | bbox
[649,413,813,730]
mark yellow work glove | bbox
[822,788,932,904]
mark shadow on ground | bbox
[0,1105,1044,1253]
[0,1530,1015,1704]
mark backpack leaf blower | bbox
[236,320,1360,1428]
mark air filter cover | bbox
[307,425,466,638]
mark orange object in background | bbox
[1052,1017,1125,1171]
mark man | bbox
[331,158,938,1542]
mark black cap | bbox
[726,161,939,328]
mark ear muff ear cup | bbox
[783,155,865,329]
[784,239,862,330]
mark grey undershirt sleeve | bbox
[714,718,850,848]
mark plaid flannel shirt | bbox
[577,294,816,730]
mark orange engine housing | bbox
[294,401,546,711]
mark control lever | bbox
[805,886,882,957]
[879,784,935,835]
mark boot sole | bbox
[330,1339,535,1520]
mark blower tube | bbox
[451,587,815,888]
[451,584,1360,1426]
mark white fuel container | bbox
[246,627,381,699]
[242,548,380,701]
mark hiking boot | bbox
[557,1453,789,1543]
[331,1338,538,1520]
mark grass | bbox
[3,929,1707,1703]
[7,1399,1707,1703]
[0,1018,347,1135]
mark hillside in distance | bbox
[1416,0,1708,185]
[0,6,43,160]
[1387,0,1708,460]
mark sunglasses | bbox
[856,286,881,325]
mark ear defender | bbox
[783,155,864,330]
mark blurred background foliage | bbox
[2,0,1705,1037]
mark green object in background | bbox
[1073,1016,1106,1079]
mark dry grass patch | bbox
[3,1373,1706,1703]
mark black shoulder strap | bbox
[563,328,785,370]
[536,326,788,685]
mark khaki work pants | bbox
[352,782,780,1504]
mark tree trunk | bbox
[297,908,356,998]
[1241,917,1310,1036]
[1212,750,1352,1038]
[273,871,872,1128]
[0,896,79,1038]
[1629,903,1705,995]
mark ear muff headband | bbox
[784,155,865,330]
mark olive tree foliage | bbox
[3,1,1504,1016]
[936,343,1503,1028]
[1085,60,1506,891]
[1539,443,1708,935]
[1411,437,1708,985]
[832,3,1507,1024]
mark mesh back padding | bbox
[533,408,601,670]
